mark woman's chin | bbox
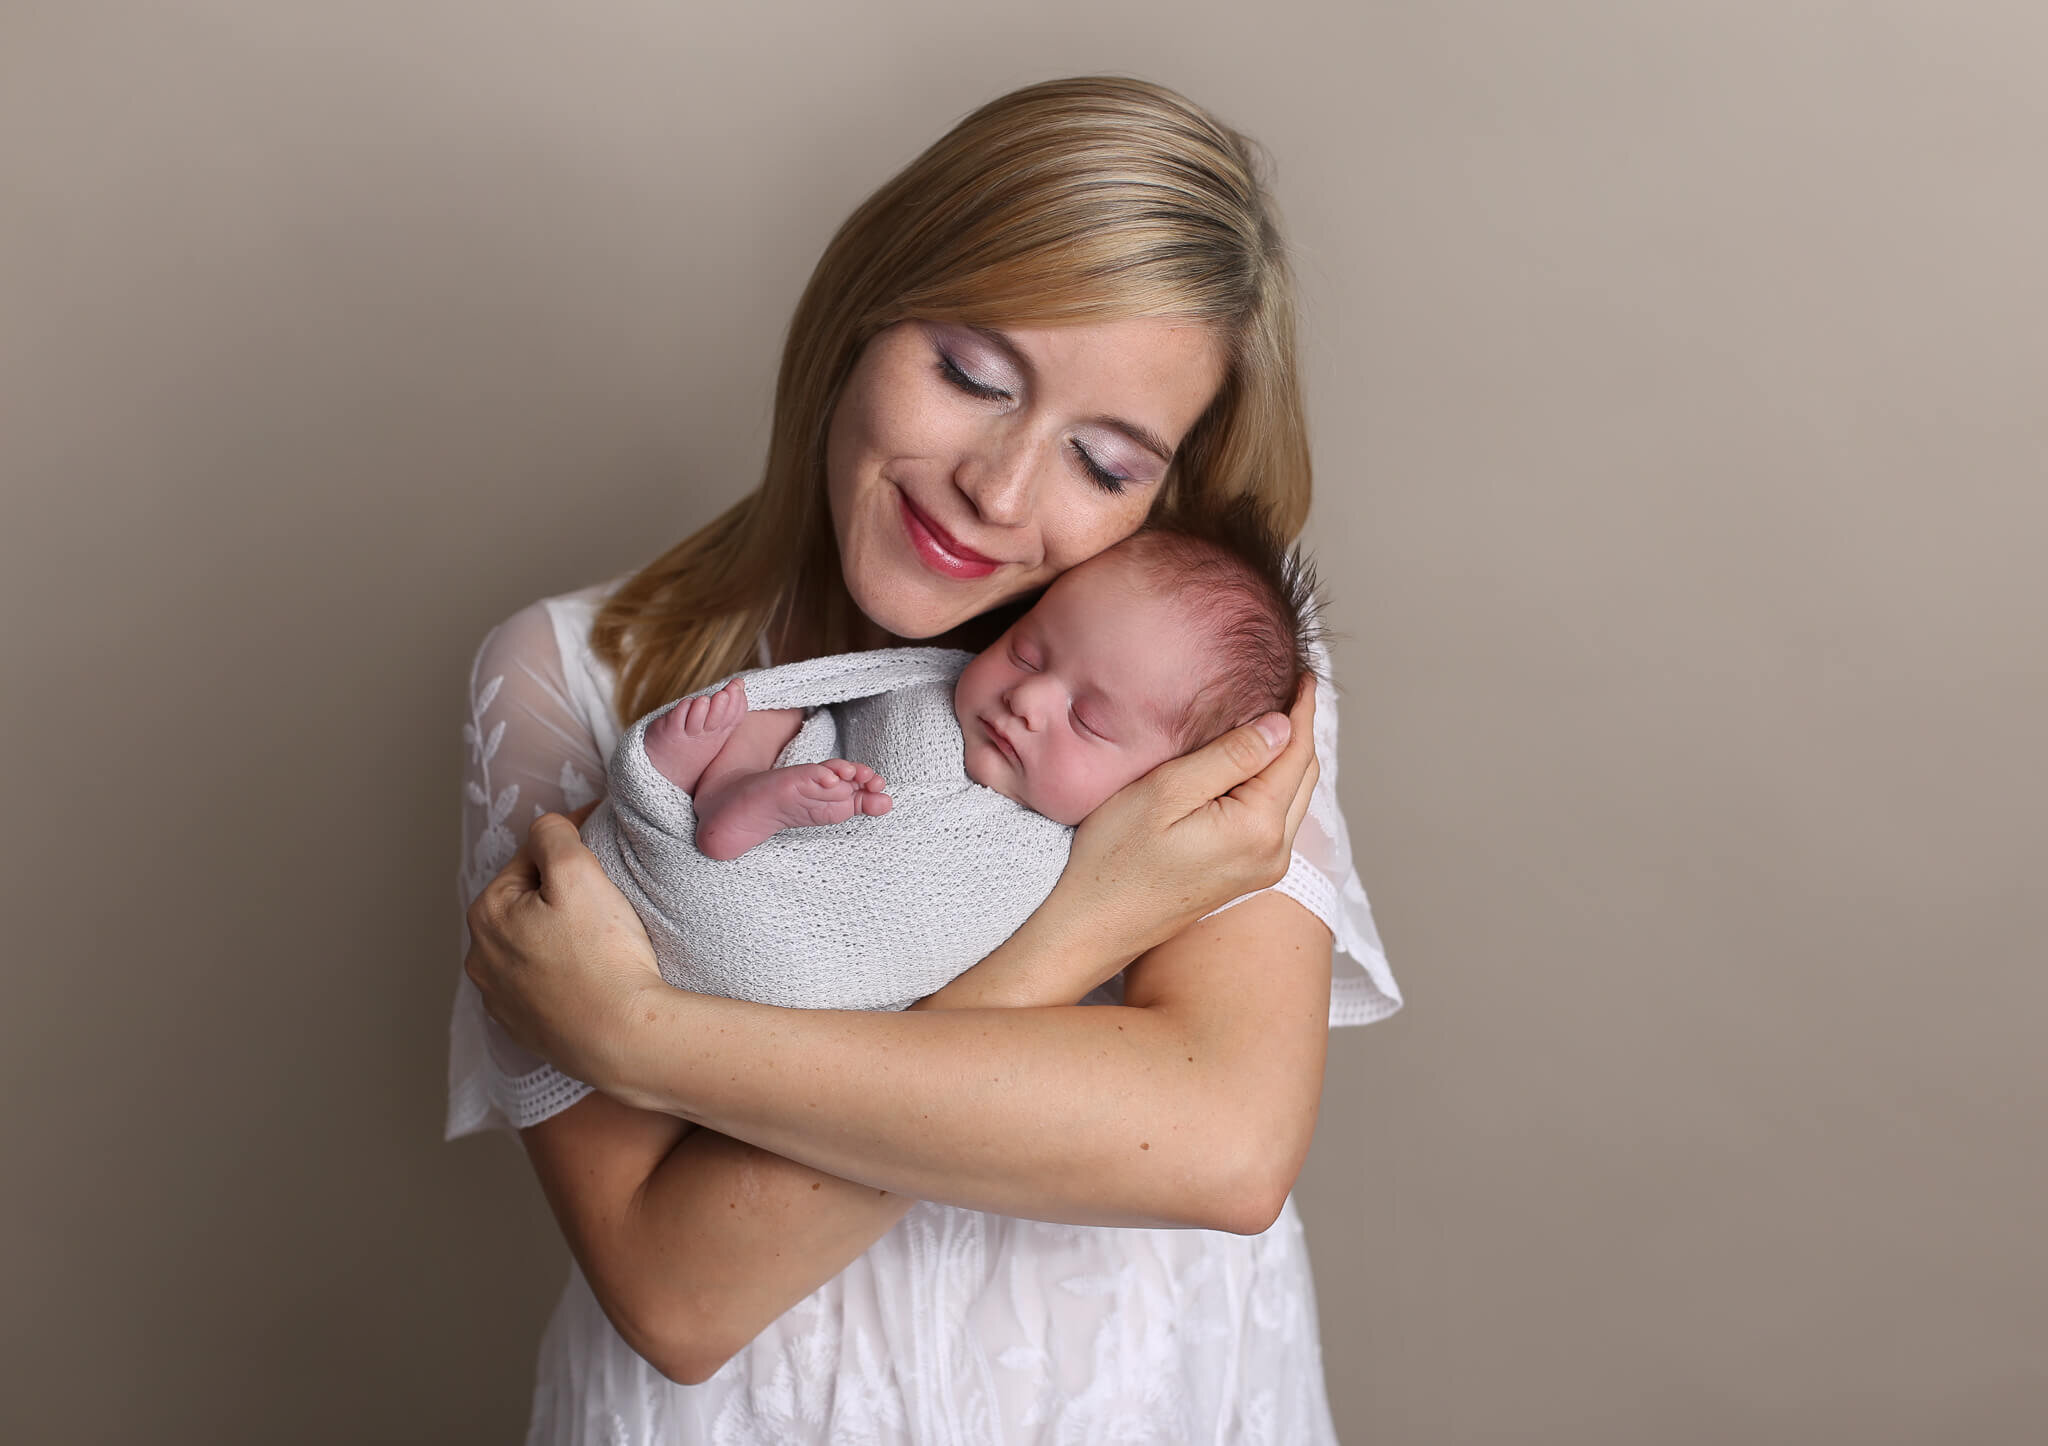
[853,576,1006,643]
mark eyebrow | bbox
[971,325,1180,464]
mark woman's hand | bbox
[1039,676,1320,978]
[464,802,664,1091]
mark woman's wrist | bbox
[573,978,705,1114]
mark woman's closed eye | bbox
[937,350,1010,403]
[1069,439,1128,495]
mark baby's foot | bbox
[643,678,747,793]
[695,760,892,861]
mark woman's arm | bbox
[455,602,1315,1382]
[452,604,920,1380]
[595,708,1338,1226]
[516,909,1148,1386]
[514,893,1329,1385]
[603,891,1334,1228]
[520,1096,904,1385]
[472,684,1327,1377]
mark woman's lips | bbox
[899,492,1000,580]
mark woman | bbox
[455,76,1401,1443]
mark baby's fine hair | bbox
[1115,497,1324,753]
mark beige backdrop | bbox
[4,3,2043,1442]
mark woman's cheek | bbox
[1057,501,1154,573]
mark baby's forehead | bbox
[1043,572,1218,708]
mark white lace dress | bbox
[448,582,1403,1446]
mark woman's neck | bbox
[766,594,898,666]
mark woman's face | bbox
[824,316,1227,640]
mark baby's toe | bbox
[803,765,857,797]
[859,791,893,817]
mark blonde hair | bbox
[595,75,1312,724]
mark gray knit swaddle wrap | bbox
[582,647,1075,1012]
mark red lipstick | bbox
[899,492,999,580]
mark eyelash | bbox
[937,352,1130,496]
[938,352,1007,402]
[1070,441,1127,495]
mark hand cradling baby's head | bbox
[954,500,1321,825]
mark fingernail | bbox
[1255,714,1290,749]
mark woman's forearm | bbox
[600,893,1334,1233]
[523,1095,912,1385]
[521,897,1143,1384]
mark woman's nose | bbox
[955,430,1039,528]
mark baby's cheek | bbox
[1077,749,1171,818]
[1040,762,1114,828]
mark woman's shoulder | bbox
[471,577,629,757]
[476,578,621,680]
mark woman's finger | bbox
[475,802,602,922]
[1282,740,1320,845]
[471,834,542,937]
[526,811,605,902]
[1219,674,1319,815]
[1142,712,1292,819]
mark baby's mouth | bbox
[980,715,1022,768]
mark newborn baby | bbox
[580,510,1317,1012]
[643,518,1316,858]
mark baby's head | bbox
[954,503,1320,825]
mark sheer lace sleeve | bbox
[1219,642,1404,1027]
[446,591,620,1139]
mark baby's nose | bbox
[1006,678,1051,730]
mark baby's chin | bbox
[962,740,1067,821]
[962,741,1023,803]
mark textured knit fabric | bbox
[447,580,1402,1445]
[585,648,1072,1012]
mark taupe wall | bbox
[4,4,2042,1442]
